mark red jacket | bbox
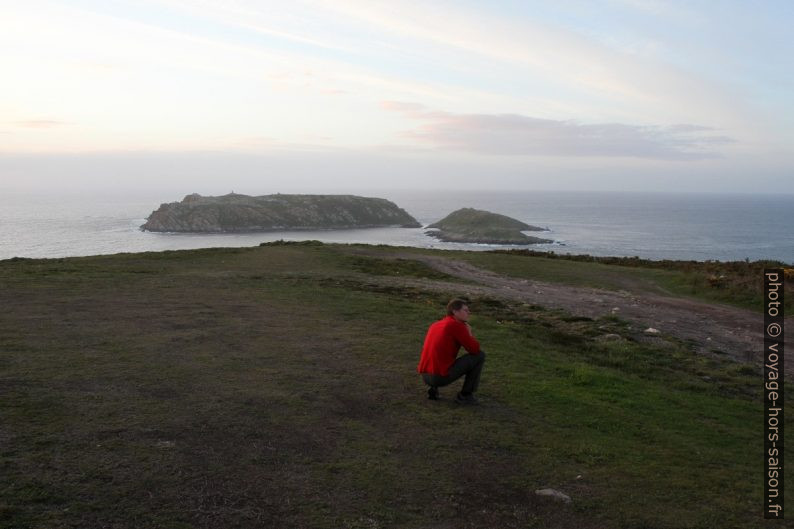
[417,315,481,376]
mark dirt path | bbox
[348,248,793,378]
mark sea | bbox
[1,189,793,264]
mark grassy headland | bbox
[0,243,789,528]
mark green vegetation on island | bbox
[1,242,788,528]
[141,193,422,232]
[426,207,553,245]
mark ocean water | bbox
[1,189,792,264]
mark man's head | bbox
[446,298,471,323]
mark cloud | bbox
[315,1,762,137]
[383,102,733,160]
[13,120,67,129]
[380,101,426,116]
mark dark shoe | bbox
[455,392,478,405]
[427,386,439,400]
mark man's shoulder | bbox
[430,316,461,331]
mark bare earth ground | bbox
[346,248,793,378]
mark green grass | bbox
[450,249,792,312]
[346,254,461,282]
[0,243,789,528]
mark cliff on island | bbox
[426,208,552,245]
[141,193,422,233]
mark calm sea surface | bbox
[1,190,792,264]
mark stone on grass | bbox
[643,327,661,335]
[535,488,572,503]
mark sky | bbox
[1,0,793,194]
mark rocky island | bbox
[426,208,552,245]
[141,193,421,232]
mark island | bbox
[425,207,553,245]
[141,193,422,232]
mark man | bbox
[417,298,486,404]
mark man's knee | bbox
[476,350,486,364]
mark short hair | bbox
[446,298,469,315]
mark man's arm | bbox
[453,321,481,354]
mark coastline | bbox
[1,189,793,263]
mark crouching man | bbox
[417,298,485,404]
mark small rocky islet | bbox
[141,194,553,245]
[426,208,553,245]
[141,193,422,232]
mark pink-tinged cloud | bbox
[382,101,733,160]
[380,101,426,116]
[14,120,67,129]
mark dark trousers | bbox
[422,351,486,394]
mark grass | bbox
[0,243,790,528]
[346,255,460,282]
[442,249,793,312]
